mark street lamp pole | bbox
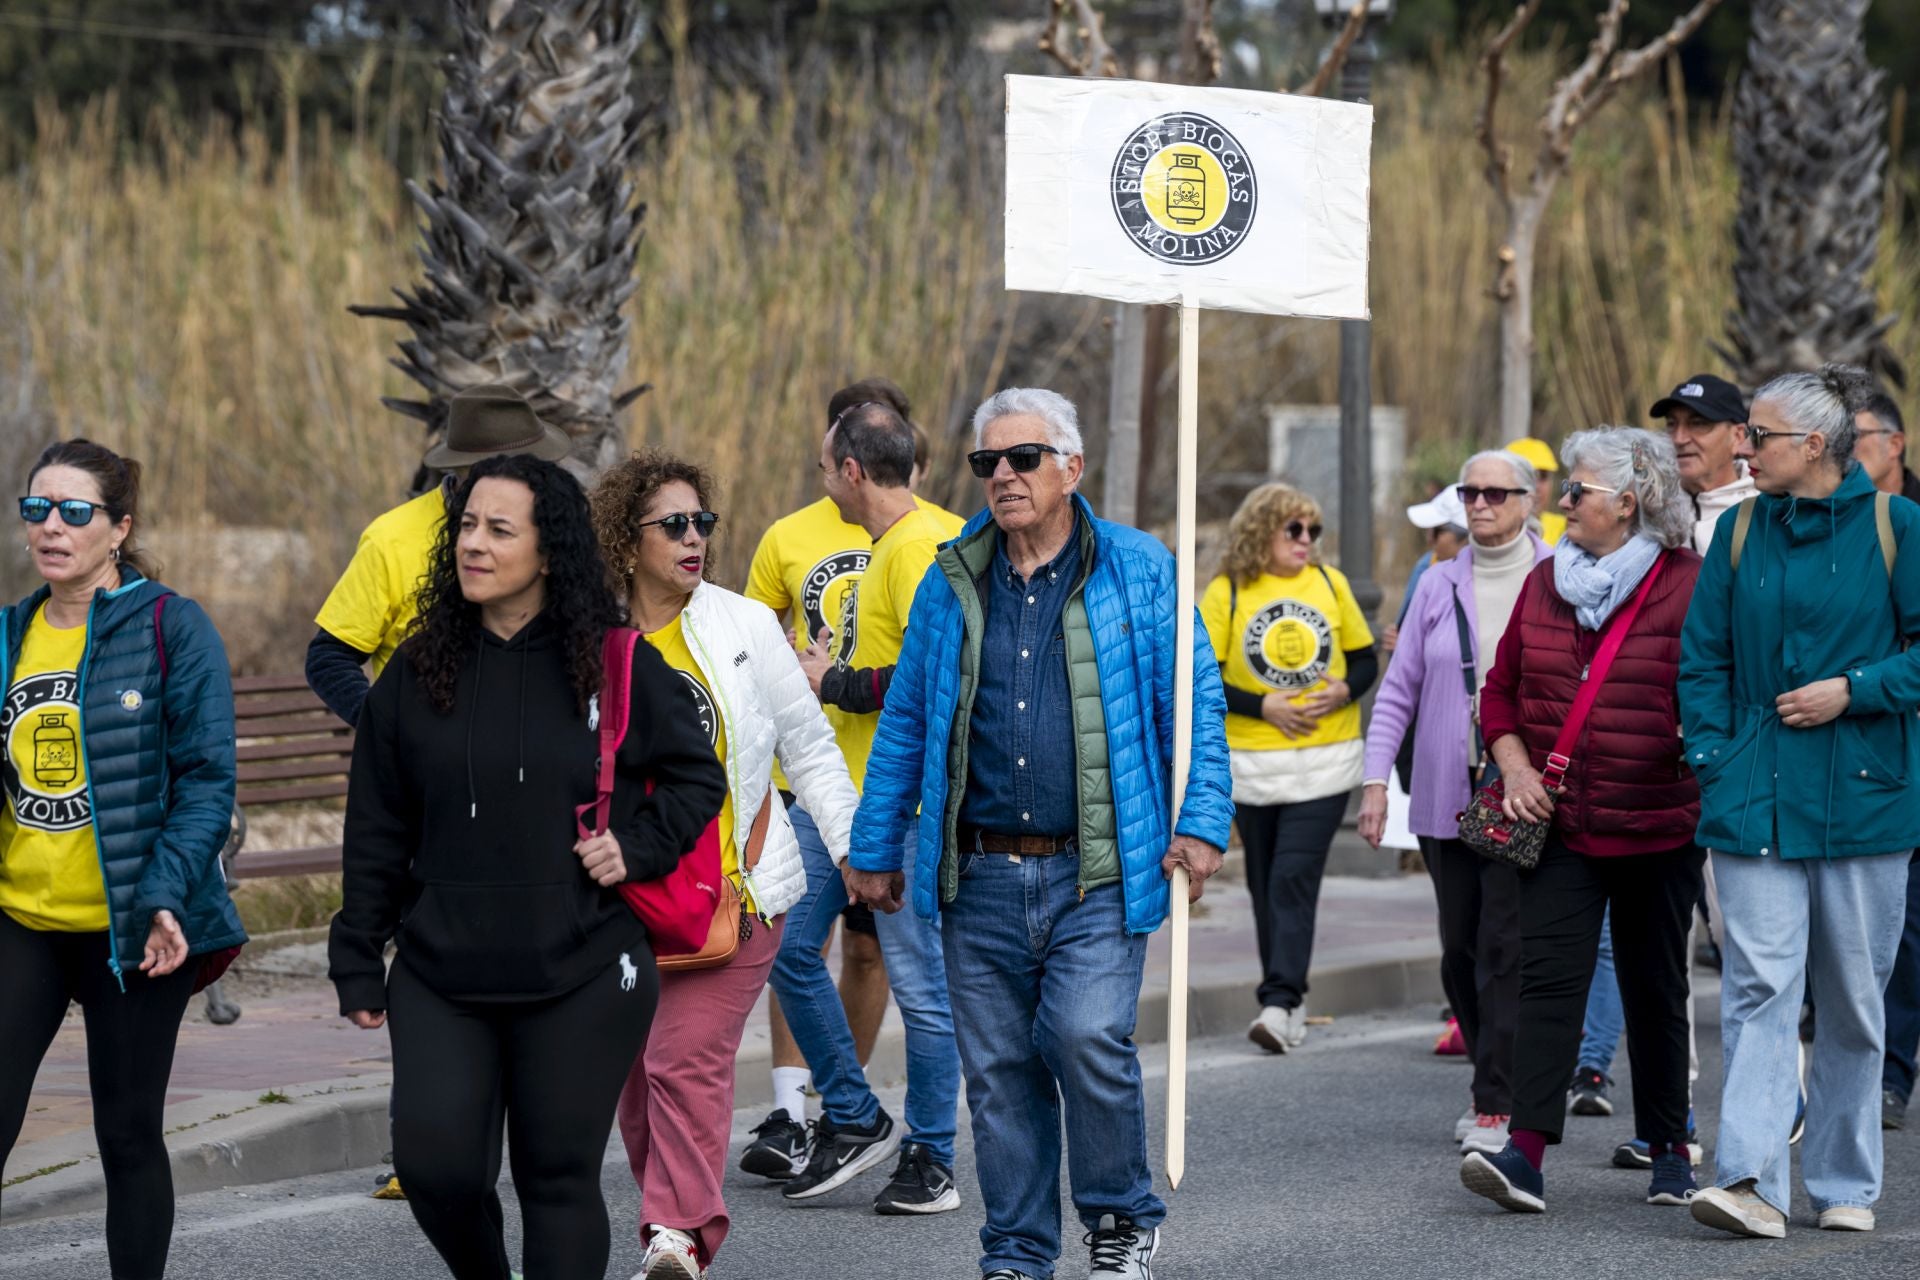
[1320,1,1389,628]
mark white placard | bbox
[1004,74,1372,319]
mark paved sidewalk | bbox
[4,863,1441,1222]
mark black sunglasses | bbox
[20,496,108,527]
[1284,519,1323,541]
[1457,485,1528,507]
[1560,480,1620,503]
[638,511,720,539]
[967,443,1062,478]
[1746,424,1811,448]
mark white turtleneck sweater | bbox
[1470,532,1536,690]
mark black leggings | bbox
[1422,836,1522,1115]
[0,911,198,1280]
[387,950,658,1280]
[1238,792,1350,1010]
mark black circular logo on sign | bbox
[1110,112,1258,267]
[1243,600,1332,691]
[677,672,719,747]
[800,550,868,646]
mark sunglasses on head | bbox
[968,443,1062,478]
[1560,480,1620,504]
[1458,485,1528,507]
[1284,519,1323,542]
[20,496,108,527]
[638,511,720,539]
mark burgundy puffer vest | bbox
[1510,552,1702,856]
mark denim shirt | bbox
[958,525,1083,836]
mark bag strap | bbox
[152,594,172,681]
[1541,552,1669,789]
[1877,490,1898,578]
[1449,586,1484,768]
[587,627,641,838]
[1728,497,1757,573]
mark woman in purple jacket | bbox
[1359,450,1551,1155]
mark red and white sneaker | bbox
[636,1225,702,1280]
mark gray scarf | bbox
[1552,533,1662,631]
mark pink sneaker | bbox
[1433,1018,1467,1056]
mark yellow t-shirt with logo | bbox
[745,495,963,789]
[315,487,446,678]
[642,613,746,904]
[0,610,108,931]
[1201,565,1374,752]
[835,506,949,791]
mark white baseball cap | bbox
[1406,485,1468,532]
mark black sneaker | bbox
[780,1109,895,1201]
[1568,1066,1613,1117]
[872,1141,960,1215]
[1885,1088,1909,1131]
[739,1107,808,1180]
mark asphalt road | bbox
[5,992,1916,1280]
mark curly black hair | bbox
[405,454,622,715]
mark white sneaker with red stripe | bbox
[636,1226,702,1280]
[1460,1113,1512,1155]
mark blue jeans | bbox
[942,848,1162,1280]
[1713,849,1911,1213]
[767,805,958,1165]
[1577,907,1624,1074]
[1882,850,1920,1102]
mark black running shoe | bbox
[872,1141,960,1215]
[739,1107,808,1180]
[781,1109,895,1201]
[1568,1066,1613,1117]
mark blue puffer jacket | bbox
[1,569,246,985]
[852,495,1235,934]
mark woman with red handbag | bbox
[592,451,860,1280]
[329,454,725,1280]
[1458,428,1704,1218]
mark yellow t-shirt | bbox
[0,609,108,931]
[1201,565,1375,752]
[315,487,446,678]
[641,613,745,903]
[835,506,948,790]
[745,495,963,788]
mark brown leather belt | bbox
[959,826,1074,856]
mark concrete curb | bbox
[4,950,1440,1225]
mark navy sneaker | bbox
[1646,1150,1697,1205]
[1460,1144,1545,1214]
[1614,1110,1702,1168]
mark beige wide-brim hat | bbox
[422,384,573,469]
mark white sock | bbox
[772,1067,810,1120]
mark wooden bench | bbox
[230,674,351,879]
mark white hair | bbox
[971,388,1085,465]
[1751,363,1879,468]
[1459,449,1536,499]
[1560,426,1692,549]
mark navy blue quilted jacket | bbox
[1,569,246,985]
[852,495,1234,933]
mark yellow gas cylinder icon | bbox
[1166,152,1207,226]
[34,712,78,787]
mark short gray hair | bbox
[1751,362,1880,469]
[1560,426,1692,549]
[1459,449,1536,501]
[971,388,1085,464]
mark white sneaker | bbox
[637,1226,701,1280]
[1460,1113,1511,1155]
[1248,1006,1291,1055]
[1818,1206,1874,1232]
[1086,1213,1158,1278]
[1453,1105,1479,1144]
[1284,1005,1309,1048]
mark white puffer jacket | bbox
[677,581,857,919]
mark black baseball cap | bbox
[1650,374,1747,424]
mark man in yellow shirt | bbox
[305,386,571,728]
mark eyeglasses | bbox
[1745,425,1811,448]
[637,511,720,539]
[1284,520,1323,542]
[1560,480,1620,504]
[1457,485,1529,507]
[20,496,107,526]
[967,443,1062,478]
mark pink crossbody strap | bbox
[1540,552,1668,789]
[579,627,640,839]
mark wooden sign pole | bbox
[1166,299,1199,1190]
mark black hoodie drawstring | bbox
[466,637,484,819]
[517,639,529,784]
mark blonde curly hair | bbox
[1221,482,1323,585]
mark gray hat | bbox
[422,385,572,469]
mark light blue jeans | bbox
[1712,849,1912,1213]
[1577,907,1624,1074]
[942,849,1161,1280]
[766,806,959,1165]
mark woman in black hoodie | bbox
[329,455,726,1280]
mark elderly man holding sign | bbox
[846,387,1232,1280]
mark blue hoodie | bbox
[1678,464,1920,859]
